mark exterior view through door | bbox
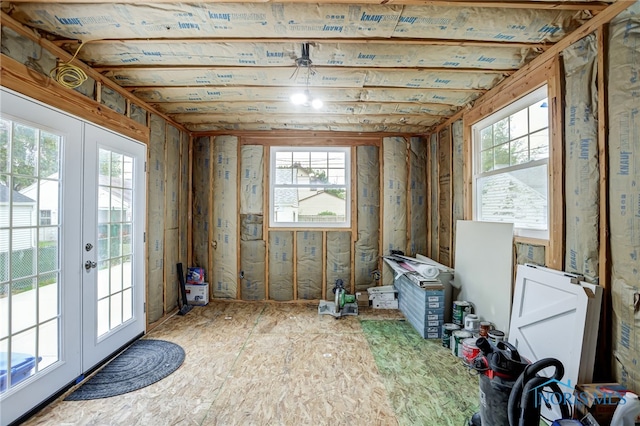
[0,89,146,425]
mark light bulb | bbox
[290,92,307,105]
[311,98,323,109]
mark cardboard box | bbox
[185,283,209,305]
[372,299,399,309]
[573,383,628,424]
[357,292,370,307]
[186,267,205,284]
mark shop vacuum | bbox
[469,337,576,426]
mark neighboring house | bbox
[20,174,60,242]
[298,190,346,222]
[273,168,299,222]
[274,167,346,223]
[479,171,547,229]
[0,182,36,252]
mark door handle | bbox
[84,261,97,270]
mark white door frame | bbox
[0,88,147,424]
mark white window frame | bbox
[269,146,351,228]
[472,85,550,239]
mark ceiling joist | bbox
[94,65,516,74]
[4,0,611,11]
[54,37,551,50]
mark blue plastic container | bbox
[0,352,38,391]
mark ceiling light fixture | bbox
[290,43,323,110]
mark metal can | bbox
[488,329,505,344]
[451,330,473,357]
[462,337,481,365]
[442,323,461,348]
[479,321,493,337]
[452,301,472,326]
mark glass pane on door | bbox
[0,118,61,393]
[96,149,134,338]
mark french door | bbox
[81,125,146,370]
[0,89,146,425]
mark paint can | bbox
[488,330,505,344]
[479,321,493,337]
[441,323,461,348]
[464,314,480,332]
[462,337,481,365]
[451,330,472,357]
[452,301,472,326]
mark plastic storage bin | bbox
[0,352,38,391]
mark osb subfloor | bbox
[23,302,479,426]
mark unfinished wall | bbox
[147,115,166,323]
[192,136,211,274]
[326,231,352,294]
[610,2,640,392]
[163,125,181,312]
[239,145,266,300]
[355,145,381,292]
[147,117,190,323]
[562,34,600,281]
[212,135,238,299]
[429,134,439,260]
[382,137,408,285]
[269,231,294,301]
[194,137,424,299]
[515,243,546,266]
[437,127,453,267]
[179,132,189,268]
[409,137,428,256]
[297,231,323,299]
[451,120,465,266]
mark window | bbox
[472,86,549,239]
[270,147,350,228]
[39,209,51,225]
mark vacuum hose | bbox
[507,358,571,426]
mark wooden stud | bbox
[596,24,612,381]
[448,126,455,266]
[264,146,270,301]
[144,131,152,326]
[237,139,242,300]
[426,135,432,259]
[547,56,564,271]
[462,123,473,221]
[378,141,385,277]
[405,137,412,255]
[208,136,215,300]
[351,145,357,294]
[187,134,194,266]
[322,231,327,300]
[432,133,440,263]
[162,121,169,314]
[597,25,611,296]
[293,230,298,300]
